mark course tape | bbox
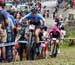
[0,41,28,47]
[0,38,75,47]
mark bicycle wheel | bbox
[27,31,35,60]
[30,31,36,60]
[27,31,32,60]
[54,43,58,57]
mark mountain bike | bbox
[27,24,36,60]
[50,38,58,58]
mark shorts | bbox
[29,21,41,26]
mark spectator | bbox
[42,6,46,18]
[2,3,15,62]
[53,7,58,19]
[0,2,8,62]
[5,15,15,62]
[0,3,15,62]
[60,26,66,45]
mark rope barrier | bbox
[0,41,28,47]
[0,38,75,47]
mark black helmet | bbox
[31,7,37,14]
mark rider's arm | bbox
[38,14,46,25]
[19,13,31,22]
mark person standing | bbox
[0,2,9,62]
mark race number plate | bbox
[29,25,35,30]
[52,38,56,40]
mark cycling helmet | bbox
[52,26,58,32]
[40,25,48,31]
[31,7,37,14]
[43,26,48,31]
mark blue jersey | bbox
[24,13,45,22]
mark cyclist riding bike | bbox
[19,7,46,46]
[16,7,46,60]
[48,26,61,54]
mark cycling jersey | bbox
[49,26,61,38]
[23,13,45,25]
[49,31,60,38]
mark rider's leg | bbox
[35,28,44,59]
[35,28,41,43]
[42,46,46,58]
[24,34,29,40]
[45,43,48,59]
[41,43,47,59]
[49,40,53,55]
[56,40,60,53]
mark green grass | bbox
[66,29,75,38]
[0,41,75,65]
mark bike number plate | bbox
[52,38,56,41]
[29,25,35,30]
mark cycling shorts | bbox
[29,21,41,26]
